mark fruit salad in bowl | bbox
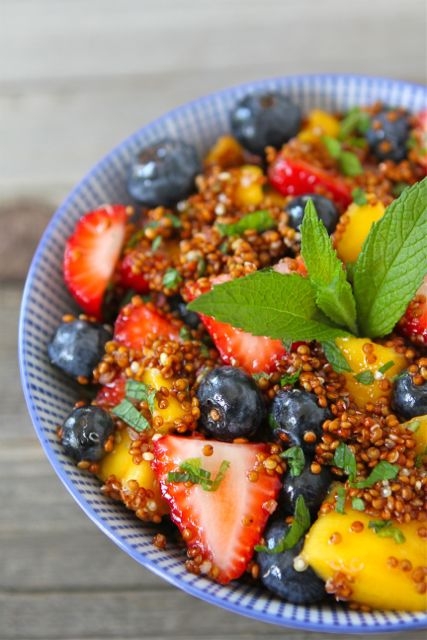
[19,74,427,634]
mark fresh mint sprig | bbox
[188,180,427,350]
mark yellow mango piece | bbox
[141,368,192,434]
[335,337,408,409]
[402,415,427,461]
[298,109,340,143]
[302,508,427,611]
[234,165,264,207]
[98,429,169,517]
[334,200,385,264]
[204,135,244,168]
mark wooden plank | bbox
[0,0,425,83]
[2,590,426,640]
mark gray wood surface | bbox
[1,0,426,637]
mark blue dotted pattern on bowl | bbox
[19,74,427,634]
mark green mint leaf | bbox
[167,457,230,491]
[151,236,162,251]
[368,519,406,544]
[300,200,358,334]
[125,379,156,413]
[255,495,311,553]
[333,442,357,482]
[335,485,347,514]
[378,360,395,375]
[406,419,420,433]
[321,340,353,373]
[280,369,302,387]
[352,187,368,206]
[281,446,305,477]
[216,210,276,236]
[352,179,427,337]
[322,135,342,158]
[351,497,366,511]
[339,151,363,177]
[354,370,375,385]
[352,461,399,489]
[339,107,371,139]
[162,267,182,289]
[111,399,151,432]
[188,270,350,343]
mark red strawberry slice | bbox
[64,204,128,319]
[114,298,182,350]
[118,250,150,293]
[399,275,427,346]
[183,275,287,374]
[201,316,287,374]
[268,154,352,209]
[95,375,126,408]
[152,435,281,584]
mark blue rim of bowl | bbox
[19,73,427,634]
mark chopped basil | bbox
[351,497,366,511]
[255,495,311,553]
[322,136,363,176]
[125,379,156,414]
[280,369,301,387]
[111,398,151,432]
[216,210,276,237]
[339,107,371,139]
[167,457,230,491]
[151,236,162,251]
[352,461,399,489]
[162,268,183,289]
[335,485,347,514]
[333,442,357,482]
[351,187,368,206]
[378,360,395,375]
[281,446,305,477]
[354,370,375,385]
[368,519,406,544]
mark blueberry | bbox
[168,294,201,329]
[257,519,325,604]
[128,139,201,207]
[61,405,114,462]
[230,92,301,156]
[392,372,427,419]
[269,389,330,455]
[48,319,112,380]
[279,463,333,520]
[284,194,339,234]
[196,366,266,441]
[366,109,411,162]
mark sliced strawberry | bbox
[64,204,128,319]
[399,275,427,346]
[95,375,126,408]
[114,298,182,350]
[153,435,281,584]
[184,275,287,374]
[268,154,352,209]
[118,250,150,293]
[201,316,287,374]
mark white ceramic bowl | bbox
[19,74,427,634]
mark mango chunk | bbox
[234,165,264,208]
[298,109,340,143]
[335,337,408,409]
[204,135,245,169]
[302,508,427,611]
[334,200,385,264]
[98,429,169,519]
[141,368,194,434]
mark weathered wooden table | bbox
[1,1,426,638]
